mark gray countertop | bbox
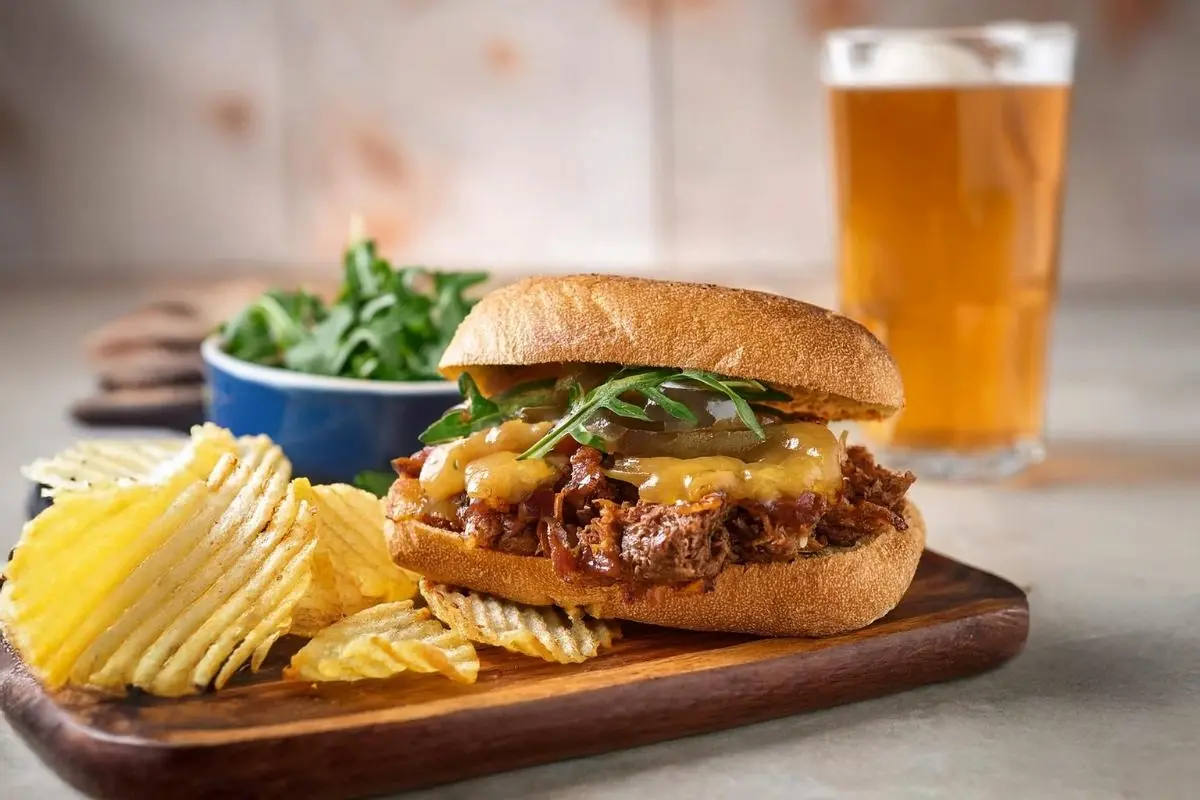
[2,284,1198,799]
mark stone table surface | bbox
[1,283,1198,800]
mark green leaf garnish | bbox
[602,396,653,421]
[222,289,327,367]
[418,375,558,444]
[679,370,767,439]
[461,372,499,419]
[636,385,697,423]
[718,377,791,402]
[353,469,395,498]
[518,368,785,459]
[219,235,488,382]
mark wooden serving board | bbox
[1,551,1027,800]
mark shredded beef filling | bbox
[554,445,619,525]
[816,446,914,546]
[729,493,829,562]
[459,491,553,557]
[402,443,914,589]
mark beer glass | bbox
[824,23,1076,479]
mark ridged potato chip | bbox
[20,422,240,497]
[420,580,621,664]
[0,436,318,697]
[291,484,419,637]
[21,439,186,496]
[285,601,478,684]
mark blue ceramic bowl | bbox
[201,336,461,485]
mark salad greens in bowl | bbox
[221,237,487,381]
[202,236,487,488]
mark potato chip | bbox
[21,438,186,496]
[0,436,318,697]
[420,580,621,664]
[289,549,345,638]
[284,601,478,684]
[290,484,419,637]
[20,422,242,497]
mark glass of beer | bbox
[824,23,1076,479]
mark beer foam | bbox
[867,40,993,86]
[824,23,1075,87]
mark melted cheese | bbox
[606,423,843,504]
[420,420,554,501]
[388,473,460,522]
[420,419,843,507]
[464,452,560,504]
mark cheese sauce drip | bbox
[420,420,556,503]
[463,452,559,504]
[420,419,843,507]
[607,422,843,504]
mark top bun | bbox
[440,275,903,421]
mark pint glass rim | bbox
[822,21,1077,86]
[822,21,1077,47]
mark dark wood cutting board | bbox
[0,551,1027,800]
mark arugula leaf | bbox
[220,236,487,382]
[602,396,653,421]
[519,369,663,459]
[718,377,791,403]
[353,470,395,498]
[221,305,276,364]
[429,271,488,350]
[341,239,391,304]
[519,368,786,459]
[679,369,766,439]
[636,385,697,423]
[283,304,354,374]
[359,293,396,322]
[461,372,501,419]
[419,374,502,444]
[222,290,327,366]
[418,375,558,444]
[418,367,787,453]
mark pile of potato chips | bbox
[2,424,619,698]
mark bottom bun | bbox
[385,501,925,638]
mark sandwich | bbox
[384,275,923,637]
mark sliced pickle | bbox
[606,422,843,504]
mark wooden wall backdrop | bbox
[0,0,1196,291]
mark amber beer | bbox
[825,28,1074,476]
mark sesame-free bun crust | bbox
[385,502,924,638]
[440,274,904,421]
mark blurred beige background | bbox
[1,0,1196,291]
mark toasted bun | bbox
[440,274,903,421]
[385,502,924,638]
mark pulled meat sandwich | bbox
[385,275,922,637]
